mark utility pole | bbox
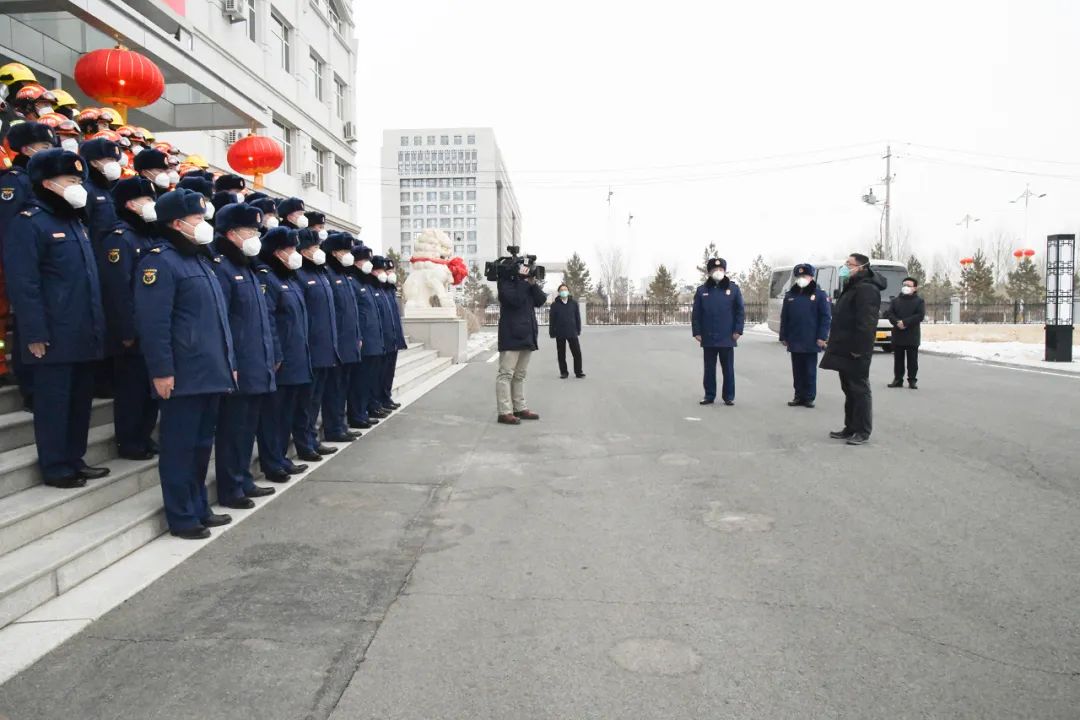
[883,145,892,259]
[1010,183,1047,248]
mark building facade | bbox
[381,128,521,271]
[0,0,359,231]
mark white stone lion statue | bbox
[403,228,459,314]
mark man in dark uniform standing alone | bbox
[779,263,832,408]
[691,257,745,406]
[886,277,926,390]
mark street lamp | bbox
[1010,183,1047,248]
[1045,234,1075,361]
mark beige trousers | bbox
[496,350,532,415]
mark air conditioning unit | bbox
[222,0,245,21]
[301,171,317,188]
[342,121,356,141]
[223,130,241,145]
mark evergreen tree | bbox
[742,254,772,304]
[696,241,720,282]
[594,282,608,306]
[906,254,926,286]
[646,264,679,305]
[562,252,593,299]
[922,272,955,304]
[1005,258,1043,301]
[960,250,997,303]
[871,237,891,261]
[463,263,495,308]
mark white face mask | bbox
[375,272,387,283]
[60,138,79,153]
[118,153,130,168]
[796,276,811,289]
[339,252,354,267]
[360,260,373,274]
[140,201,158,222]
[100,160,122,182]
[152,172,170,189]
[711,270,725,282]
[292,214,309,228]
[286,252,303,270]
[168,170,180,185]
[264,216,279,229]
[240,234,262,257]
[310,248,326,265]
[204,203,216,220]
[317,229,328,241]
[387,272,398,284]
[901,286,915,295]
[181,219,214,245]
[52,182,87,209]
[235,192,245,204]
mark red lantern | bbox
[74,45,164,124]
[960,257,974,266]
[1013,249,1024,259]
[227,133,284,188]
[1023,248,1036,257]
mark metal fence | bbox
[478,302,768,326]
[923,301,1046,324]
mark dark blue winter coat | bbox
[372,281,398,352]
[691,277,745,348]
[213,239,279,395]
[84,171,117,247]
[99,213,157,354]
[352,272,386,357]
[548,297,581,339]
[3,197,106,365]
[0,164,32,252]
[325,258,362,364]
[383,281,408,351]
[497,277,548,351]
[295,260,340,369]
[259,262,313,387]
[779,281,832,354]
[134,231,236,398]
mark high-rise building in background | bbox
[1,0,360,232]
[381,128,522,271]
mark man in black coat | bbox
[495,261,547,425]
[885,276,925,389]
[820,253,885,446]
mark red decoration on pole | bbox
[74,45,164,124]
[1023,248,1036,257]
[227,133,284,189]
[1013,249,1025,258]
[960,257,974,266]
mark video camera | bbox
[484,245,545,282]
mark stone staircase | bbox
[0,343,452,631]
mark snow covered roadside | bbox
[921,341,1080,374]
[465,331,498,360]
[748,322,777,337]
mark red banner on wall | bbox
[162,0,186,15]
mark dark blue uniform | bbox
[99,215,159,456]
[691,277,745,403]
[3,199,106,482]
[135,235,236,533]
[371,280,399,412]
[379,281,408,406]
[322,258,361,438]
[779,281,832,404]
[294,260,339,452]
[212,240,279,503]
[0,163,35,404]
[84,173,118,248]
[348,271,385,425]
[256,262,312,476]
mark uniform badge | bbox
[725,289,731,295]
[234,275,244,281]
[143,268,158,285]
[108,248,120,263]
[281,284,288,289]
[810,294,815,301]
[1,188,13,202]
[74,160,83,172]
[307,280,316,285]
[52,232,66,238]
[261,284,267,294]
[334,279,342,284]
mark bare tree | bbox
[982,229,1017,287]
[595,243,627,310]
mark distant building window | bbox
[400,232,411,243]
[400,136,408,146]
[271,118,293,174]
[453,191,463,201]
[467,218,477,228]
[466,204,475,214]
[467,134,476,144]
[312,143,326,191]
[402,244,411,255]
[412,192,422,201]
[399,179,408,188]
[427,135,435,145]
[466,177,476,187]
[466,190,476,200]
[426,192,436,201]
[453,218,464,229]
[454,204,464,214]
[454,135,462,145]
[426,204,436,214]
[400,206,410,216]
[334,76,347,119]
[247,0,257,42]
[327,0,343,34]
[414,135,422,145]
[425,218,436,227]
[440,135,449,145]
[412,219,423,229]
[400,192,408,202]
[413,205,423,215]
[336,159,347,199]
[310,51,324,100]
[467,231,477,241]
[271,11,291,71]
[467,244,477,254]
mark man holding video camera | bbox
[493,250,547,425]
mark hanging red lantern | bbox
[1023,248,1036,257]
[960,257,974,266]
[74,45,164,125]
[1013,249,1024,259]
[227,132,284,189]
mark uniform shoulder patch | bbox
[1,188,13,201]
[108,248,120,263]
[113,228,124,234]
[143,268,158,285]
[150,247,162,253]
[258,267,270,273]
[19,209,31,216]
[213,256,222,263]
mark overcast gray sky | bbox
[354,0,1080,285]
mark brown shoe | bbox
[497,413,521,425]
[514,409,540,420]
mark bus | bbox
[766,259,909,351]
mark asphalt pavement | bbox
[2,327,1078,719]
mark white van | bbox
[766,259,909,351]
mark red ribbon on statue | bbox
[409,255,469,286]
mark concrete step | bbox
[0,399,113,454]
[393,355,453,398]
[0,456,158,556]
[0,387,24,415]
[0,425,119,501]
[394,348,439,373]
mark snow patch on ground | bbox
[466,331,498,360]
[750,323,777,336]
[921,340,1080,373]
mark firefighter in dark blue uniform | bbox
[348,244,386,428]
[176,175,216,222]
[134,189,236,539]
[293,228,340,459]
[255,227,312,483]
[250,197,279,233]
[277,196,308,230]
[133,148,172,198]
[368,256,399,418]
[78,137,122,247]
[100,176,160,459]
[211,203,279,508]
[321,231,363,441]
[378,257,407,411]
[779,263,832,408]
[3,149,110,487]
[691,257,745,405]
[213,173,247,207]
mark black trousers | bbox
[893,346,919,381]
[838,355,872,436]
[556,337,583,376]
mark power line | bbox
[903,153,1080,182]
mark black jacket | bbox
[884,293,925,347]
[497,277,547,351]
[823,269,886,359]
[549,297,581,339]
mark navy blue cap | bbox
[371,255,389,270]
[353,243,373,260]
[215,203,263,234]
[27,149,86,184]
[211,190,242,212]
[249,197,278,218]
[245,191,269,203]
[794,263,816,277]
[79,138,121,162]
[154,188,208,225]
[112,176,156,207]
[707,257,727,271]
[321,231,354,253]
[277,196,305,218]
[296,228,321,250]
[304,210,326,227]
[214,173,246,192]
[177,176,212,198]
[134,148,169,172]
[7,122,55,152]
[261,226,298,252]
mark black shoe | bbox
[369,410,389,419]
[171,526,210,540]
[202,513,232,527]
[315,444,338,455]
[118,449,155,461]
[575,373,586,378]
[888,379,904,388]
[146,440,160,455]
[699,399,714,405]
[44,474,86,489]
[246,485,276,498]
[846,433,870,446]
[787,398,803,407]
[324,434,357,442]
[387,401,401,409]
[829,429,854,440]
[284,463,308,475]
[264,470,291,483]
[221,497,255,510]
[908,380,918,390]
[349,420,374,429]
[76,465,111,480]
[296,449,323,462]
[723,399,734,406]
[560,373,569,379]
[802,400,815,408]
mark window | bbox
[402,244,411,255]
[400,206,410,216]
[310,52,324,100]
[427,135,435,145]
[399,179,408,188]
[467,218,477,228]
[334,76,347,119]
[400,232,411,243]
[327,0,343,34]
[426,191,436,201]
[454,135,462,145]
[425,218,436,228]
[413,205,423,215]
[401,136,409,146]
[467,244,477,254]
[400,218,410,228]
[466,177,476,186]
[467,134,476,144]
[271,118,293,174]
[439,218,451,229]
[453,218,464,229]
[247,0,257,42]
[412,219,423,229]
[467,231,477,241]
[453,190,463,201]
[466,190,476,200]
[453,177,463,187]
[425,179,436,187]
[439,191,450,201]
[336,159,347,199]
[466,204,475,214]
[414,135,422,145]
[454,204,464,214]
[439,204,450,214]
[311,143,325,191]
[426,204,436,214]
[440,135,449,145]
[412,192,422,201]
[271,11,290,71]
[400,191,409,202]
